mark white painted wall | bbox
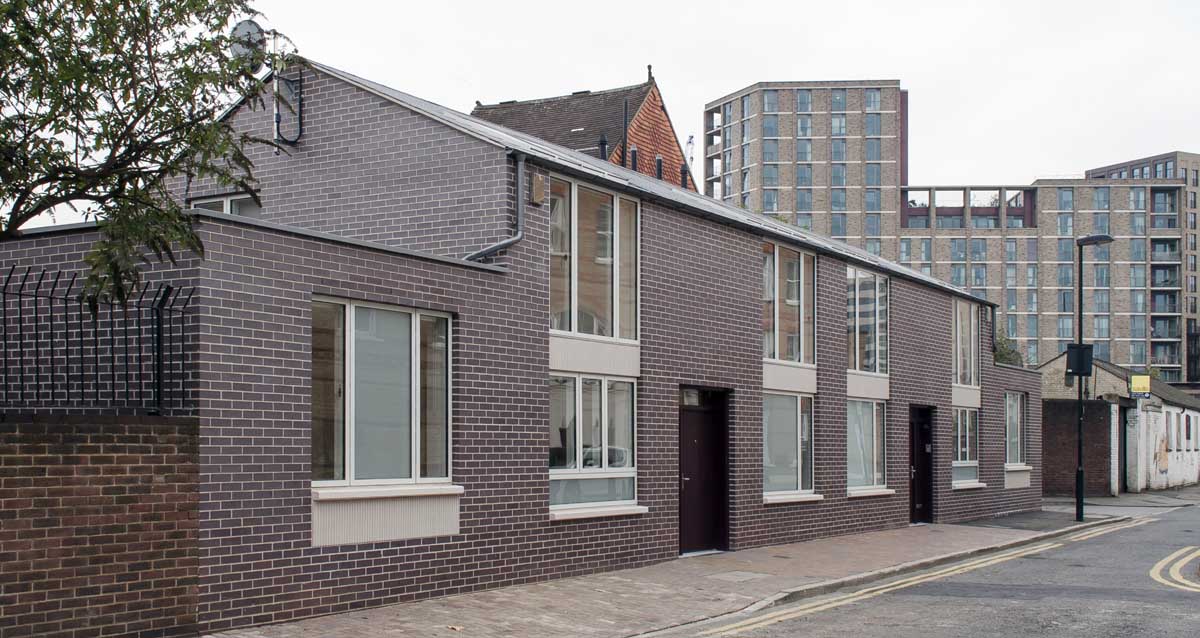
[1133,404,1200,491]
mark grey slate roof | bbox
[470,82,653,159]
[306,60,993,306]
[1039,352,1200,411]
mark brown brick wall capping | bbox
[0,414,200,638]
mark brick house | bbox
[472,66,695,191]
[0,60,1041,636]
[1039,353,1200,496]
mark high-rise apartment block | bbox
[706,84,1199,384]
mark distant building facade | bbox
[703,82,1197,384]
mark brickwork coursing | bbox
[0,67,1044,635]
[0,415,199,638]
[178,67,514,260]
[1042,399,1113,497]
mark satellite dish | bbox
[230,19,266,74]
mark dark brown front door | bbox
[909,406,934,523]
[679,387,728,554]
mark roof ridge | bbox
[473,80,653,110]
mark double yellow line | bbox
[1150,546,1200,593]
[703,542,1062,636]
[1063,517,1157,542]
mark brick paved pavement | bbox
[205,516,1092,638]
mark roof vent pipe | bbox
[467,151,527,261]
[680,163,689,189]
[630,145,638,172]
[655,155,664,179]
[598,134,608,161]
[621,99,629,167]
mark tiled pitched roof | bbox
[1039,352,1200,411]
[471,82,653,159]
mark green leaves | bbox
[0,0,291,304]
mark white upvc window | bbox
[310,298,451,487]
[1005,393,1025,465]
[846,267,889,374]
[954,408,980,484]
[549,176,639,341]
[954,298,980,386]
[549,373,637,508]
[763,393,815,495]
[191,193,263,218]
[847,399,886,489]
[762,242,817,364]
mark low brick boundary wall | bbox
[0,415,199,637]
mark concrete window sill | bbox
[1004,464,1034,473]
[847,487,896,498]
[952,481,988,491]
[549,503,648,522]
[311,484,464,502]
[764,492,825,505]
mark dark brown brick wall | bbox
[0,66,1043,635]
[177,66,514,260]
[0,415,199,638]
[1042,399,1112,497]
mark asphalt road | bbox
[689,506,1200,638]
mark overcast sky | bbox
[252,0,1198,186]
[22,0,1199,229]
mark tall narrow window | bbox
[847,400,885,489]
[550,178,639,339]
[847,266,888,373]
[549,178,572,331]
[1006,392,1025,465]
[764,243,816,364]
[954,299,980,386]
[549,374,637,507]
[763,394,815,494]
[619,199,638,339]
[954,408,980,483]
[577,186,613,336]
[311,302,346,481]
[312,300,451,486]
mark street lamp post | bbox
[1073,233,1114,522]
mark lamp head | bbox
[1076,234,1114,247]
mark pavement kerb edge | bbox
[760,515,1132,610]
[628,515,1131,638]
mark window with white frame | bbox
[954,408,979,483]
[310,299,450,486]
[1006,392,1025,465]
[763,394,815,494]
[954,298,980,386]
[763,242,816,364]
[847,399,885,489]
[846,267,889,374]
[549,177,638,340]
[549,374,636,507]
[191,193,263,218]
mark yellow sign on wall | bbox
[1130,374,1151,398]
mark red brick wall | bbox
[0,415,199,638]
[614,85,695,191]
[1042,399,1112,497]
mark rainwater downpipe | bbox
[467,151,527,261]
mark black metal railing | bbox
[0,266,194,412]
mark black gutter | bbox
[466,151,527,261]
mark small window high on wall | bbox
[549,178,639,340]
